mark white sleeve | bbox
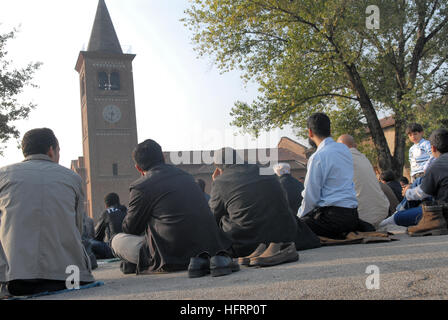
[405,185,431,201]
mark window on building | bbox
[110,72,120,90]
[112,163,118,176]
[98,72,108,90]
[98,71,120,91]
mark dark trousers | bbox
[300,206,360,239]
[90,239,114,259]
[7,279,93,296]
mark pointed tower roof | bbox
[87,0,123,54]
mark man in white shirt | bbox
[298,113,364,239]
[337,134,390,228]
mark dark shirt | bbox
[421,153,448,203]
[209,164,297,257]
[387,180,404,202]
[94,206,127,243]
[278,174,304,214]
[123,163,231,272]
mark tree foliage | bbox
[184,0,448,175]
[0,28,41,154]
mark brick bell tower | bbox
[73,0,139,221]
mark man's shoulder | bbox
[130,164,192,189]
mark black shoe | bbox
[120,261,137,275]
[210,251,240,277]
[188,252,211,278]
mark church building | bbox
[72,0,139,221]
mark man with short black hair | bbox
[111,139,232,274]
[299,113,363,239]
[380,170,403,202]
[0,128,94,297]
[91,193,127,259]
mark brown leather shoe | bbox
[237,243,267,266]
[249,242,298,267]
[407,204,448,237]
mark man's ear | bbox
[135,164,146,176]
[46,146,58,163]
[431,145,439,157]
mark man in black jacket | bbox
[209,148,299,257]
[91,193,127,259]
[111,139,232,274]
[273,163,304,214]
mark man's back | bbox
[95,206,127,243]
[299,138,357,217]
[209,164,297,257]
[350,148,389,227]
[0,155,94,283]
[421,153,448,203]
[123,163,231,272]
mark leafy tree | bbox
[0,28,41,154]
[184,0,448,175]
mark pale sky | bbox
[0,0,301,169]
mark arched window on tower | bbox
[98,72,108,90]
[110,72,120,91]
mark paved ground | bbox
[36,232,448,300]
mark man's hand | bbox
[212,168,222,181]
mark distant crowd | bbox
[1,113,447,297]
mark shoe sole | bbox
[250,253,299,267]
[188,269,210,278]
[408,228,448,237]
[210,265,240,277]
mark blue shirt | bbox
[409,138,432,177]
[298,137,358,217]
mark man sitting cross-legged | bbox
[0,128,94,297]
[90,193,127,259]
[337,134,390,229]
[209,148,301,266]
[299,113,373,239]
[111,139,233,275]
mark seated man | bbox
[273,163,304,214]
[299,113,365,239]
[91,193,127,259]
[380,170,404,202]
[0,128,94,296]
[379,129,448,235]
[111,139,232,274]
[337,135,390,228]
[209,148,299,258]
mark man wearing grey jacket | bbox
[0,128,94,297]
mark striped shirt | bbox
[409,138,432,177]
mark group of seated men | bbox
[1,113,447,297]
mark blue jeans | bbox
[90,239,114,259]
[394,207,423,227]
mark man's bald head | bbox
[337,134,356,148]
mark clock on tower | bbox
[73,0,139,221]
